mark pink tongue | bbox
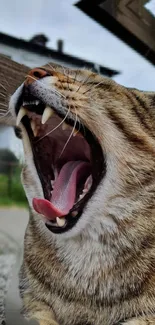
[33,161,90,220]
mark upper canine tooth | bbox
[62,122,68,131]
[42,106,54,124]
[16,107,27,126]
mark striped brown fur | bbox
[6,64,155,325]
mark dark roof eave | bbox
[75,0,155,67]
[0,32,119,77]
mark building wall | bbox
[0,43,75,68]
[0,125,23,159]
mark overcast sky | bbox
[0,0,155,91]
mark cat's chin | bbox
[12,79,106,234]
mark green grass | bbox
[0,167,28,207]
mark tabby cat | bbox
[8,63,155,325]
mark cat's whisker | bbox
[62,67,70,91]
[125,162,144,190]
[83,80,104,95]
[0,110,11,119]
[59,108,77,158]
[76,74,93,93]
[73,69,79,84]
[25,74,38,82]
[37,107,70,143]
[47,63,56,72]
[48,63,64,89]
[26,74,65,99]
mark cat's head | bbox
[9,64,155,239]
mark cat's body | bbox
[20,210,155,325]
[7,64,155,325]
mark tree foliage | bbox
[0,149,18,174]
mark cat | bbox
[7,63,155,325]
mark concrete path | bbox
[0,207,36,325]
[0,207,29,243]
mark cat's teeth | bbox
[62,122,68,131]
[30,120,38,137]
[71,211,78,217]
[16,107,27,126]
[41,106,54,124]
[73,129,79,137]
[51,180,55,186]
[35,100,40,106]
[53,167,58,179]
[84,175,92,190]
[79,194,85,200]
[23,100,40,106]
[56,217,66,227]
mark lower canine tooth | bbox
[42,106,54,124]
[56,217,66,227]
[84,175,92,190]
[79,194,85,200]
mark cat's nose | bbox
[25,68,50,86]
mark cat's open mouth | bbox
[15,89,105,234]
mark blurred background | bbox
[0,0,155,208]
[0,0,155,323]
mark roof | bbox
[0,32,119,77]
[76,0,155,66]
[0,54,29,126]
